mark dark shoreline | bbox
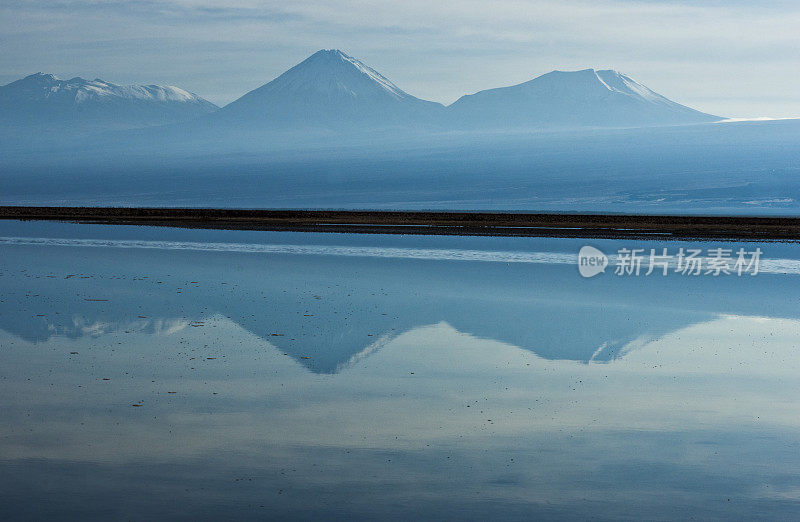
[1,206,800,241]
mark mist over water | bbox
[3,120,798,215]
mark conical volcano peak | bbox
[309,48,349,60]
[217,49,444,129]
[284,48,408,99]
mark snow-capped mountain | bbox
[215,49,444,129]
[0,73,218,130]
[447,69,720,128]
[0,56,724,146]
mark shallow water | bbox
[1,221,800,520]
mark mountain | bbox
[447,68,721,129]
[214,49,444,130]
[215,57,718,133]
[0,73,218,131]
[0,57,725,154]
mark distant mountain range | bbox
[0,49,721,137]
[0,73,218,131]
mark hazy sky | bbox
[2,0,799,117]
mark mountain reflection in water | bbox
[1,222,800,520]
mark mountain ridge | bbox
[0,72,218,131]
[1,51,722,139]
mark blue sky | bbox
[1,0,798,117]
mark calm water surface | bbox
[1,221,800,520]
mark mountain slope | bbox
[447,69,721,128]
[215,49,444,130]
[0,73,218,131]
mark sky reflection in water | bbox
[1,221,799,520]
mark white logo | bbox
[578,246,608,278]
[577,245,762,278]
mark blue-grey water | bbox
[1,220,800,520]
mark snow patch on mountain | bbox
[8,72,208,105]
[331,50,406,99]
[0,72,218,132]
[594,70,671,104]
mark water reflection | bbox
[0,240,753,370]
[3,313,800,519]
[1,224,800,519]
